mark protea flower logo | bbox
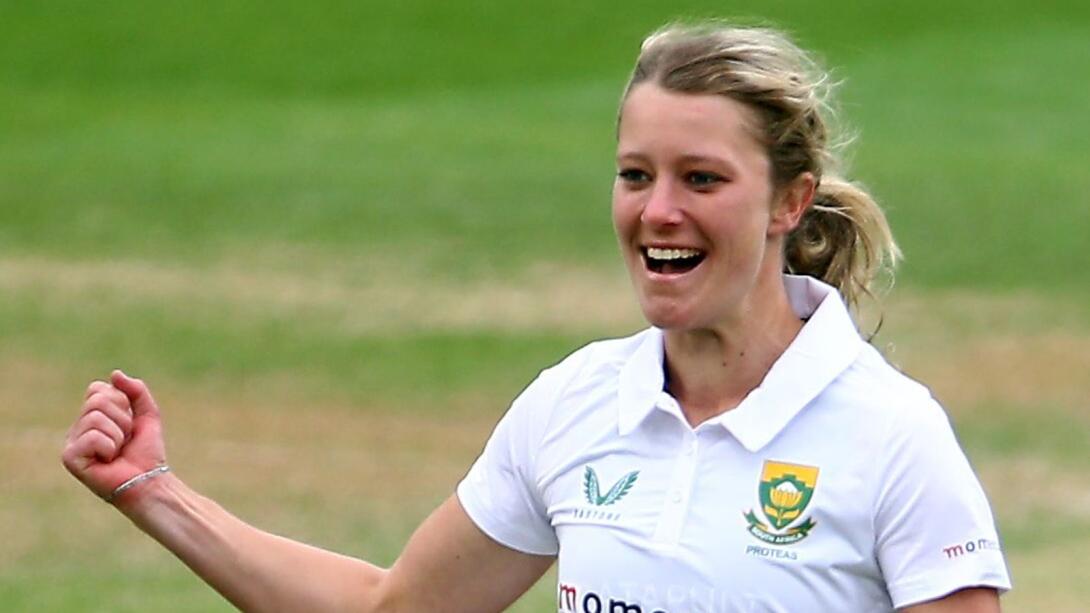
[583,466,639,506]
[744,460,820,545]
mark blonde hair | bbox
[622,23,901,310]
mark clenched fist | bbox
[62,370,167,504]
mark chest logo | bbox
[744,460,820,545]
[583,466,639,506]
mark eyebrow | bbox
[678,153,732,167]
[615,151,738,171]
[615,151,649,164]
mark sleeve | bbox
[456,368,561,556]
[874,399,1012,608]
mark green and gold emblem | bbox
[743,460,819,545]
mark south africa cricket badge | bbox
[743,460,820,545]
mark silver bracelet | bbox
[104,464,171,504]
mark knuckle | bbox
[85,404,113,422]
[73,430,98,450]
[101,419,124,440]
[85,381,131,409]
[61,444,84,466]
[82,408,106,425]
[83,393,126,417]
[113,409,134,429]
[104,385,128,403]
[85,380,108,398]
[82,393,107,412]
[83,412,117,437]
[81,396,100,414]
[83,428,113,449]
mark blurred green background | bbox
[2,1,1088,610]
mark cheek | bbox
[611,190,636,237]
[727,189,776,241]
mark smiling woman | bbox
[62,21,1009,613]
[614,87,791,334]
[615,25,899,317]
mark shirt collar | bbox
[616,275,864,451]
[617,327,668,436]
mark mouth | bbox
[641,246,706,275]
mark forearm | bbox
[119,473,389,612]
[66,374,551,612]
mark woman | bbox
[63,23,1010,612]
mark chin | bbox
[639,302,701,331]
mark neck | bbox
[663,277,803,428]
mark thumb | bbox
[110,370,160,418]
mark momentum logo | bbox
[942,538,1000,559]
[559,583,665,613]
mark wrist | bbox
[113,468,185,518]
[105,465,171,504]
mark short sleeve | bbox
[874,400,1012,608]
[457,369,560,556]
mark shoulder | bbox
[828,345,988,507]
[550,327,653,373]
[505,328,654,430]
[831,342,948,426]
[803,342,960,475]
[530,328,654,400]
[840,343,932,403]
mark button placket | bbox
[651,431,700,545]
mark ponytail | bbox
[785,177,901,309]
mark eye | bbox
[684,171,725,188]
[617,168,651,185]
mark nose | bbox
[640,178,684,227]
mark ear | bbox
[769,172,816,237]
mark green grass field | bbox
[2,1,1088,610]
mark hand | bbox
[62,370,167,503]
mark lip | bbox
[641,242,703,251]
[639,244,706,260]
[643,267,697,282]
[638,245,707,281]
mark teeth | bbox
[646,247,702,261]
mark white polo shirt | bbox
[457,275,1011,612]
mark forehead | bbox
[617,83,766,161]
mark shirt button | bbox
[684,443,696,456]
[671,491,683,503]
